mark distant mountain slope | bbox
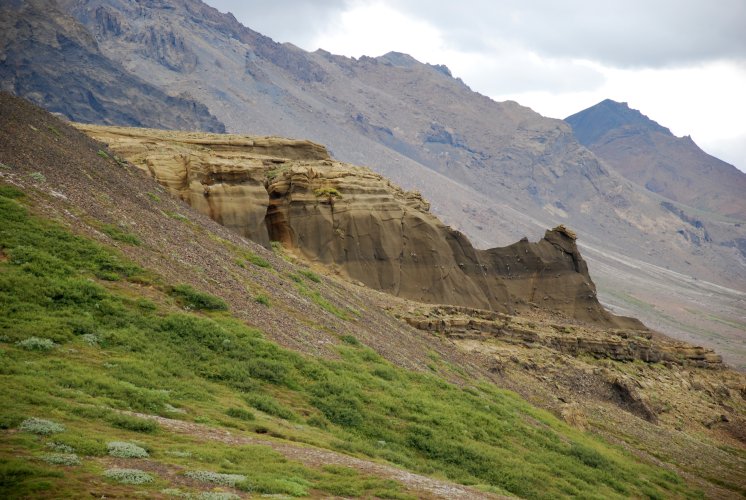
[566,99,746,220]
[6,0,746,367]
[0,0,225,132]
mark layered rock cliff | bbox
[78,124,631,325]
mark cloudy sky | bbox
[205,0,746,172]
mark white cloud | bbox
[375,0,746,68]
[310,3,442,62]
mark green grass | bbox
[298,269,321,283]
[244,251,271,268]
[168,284,228,311]
[296,282,350,320]
[255,293,271,306]
[0,184,701,499]
[99,223,141,246]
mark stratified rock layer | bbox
[401,305,722,369]
[78,124,635,325]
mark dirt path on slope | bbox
[129,412,502,499]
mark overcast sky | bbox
[206,0,746,172]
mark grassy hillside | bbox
[0,183,699,498]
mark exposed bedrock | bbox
[78,124,636,325]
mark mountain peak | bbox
[566,99,746,220]
[376,51,420,67]
[565,99,671,146]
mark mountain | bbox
[2,0,745,369]
[0,0,224,131]
[2,91,745,499]
[566,99,746,220]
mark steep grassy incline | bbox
[0,94,700,498]
[0,175,695,499]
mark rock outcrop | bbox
[78,124,630,325]
[401,305,722,369]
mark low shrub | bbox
[225,407,255,421]
[108,414,158,433]
[197,493,241,500]
[100,224,141,246]
[103,468,153,485]
[29,172,46,183]
[340,335,360,346]
[16,337,56,351]
[244,394,295,421]
[0,413,24,429]
[107,441,149,458]
[184,470,246,487]
[298,270,321,283]
[255,294,271,306]
[245,252,271,268]
[19,418,65,435]
[41,453,80,466]
[51,434,107,456]
[0,185,24,198]
[80,334,99,346]
[45,442,74,453]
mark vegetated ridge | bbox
[1,92,745,498]
[5,0,745,369]
[566,99,746,220]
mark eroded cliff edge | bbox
[77,124,639,327]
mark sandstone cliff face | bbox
[79,124,623,324]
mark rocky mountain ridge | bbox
[566,99,746,220]
[0,0,224,131]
